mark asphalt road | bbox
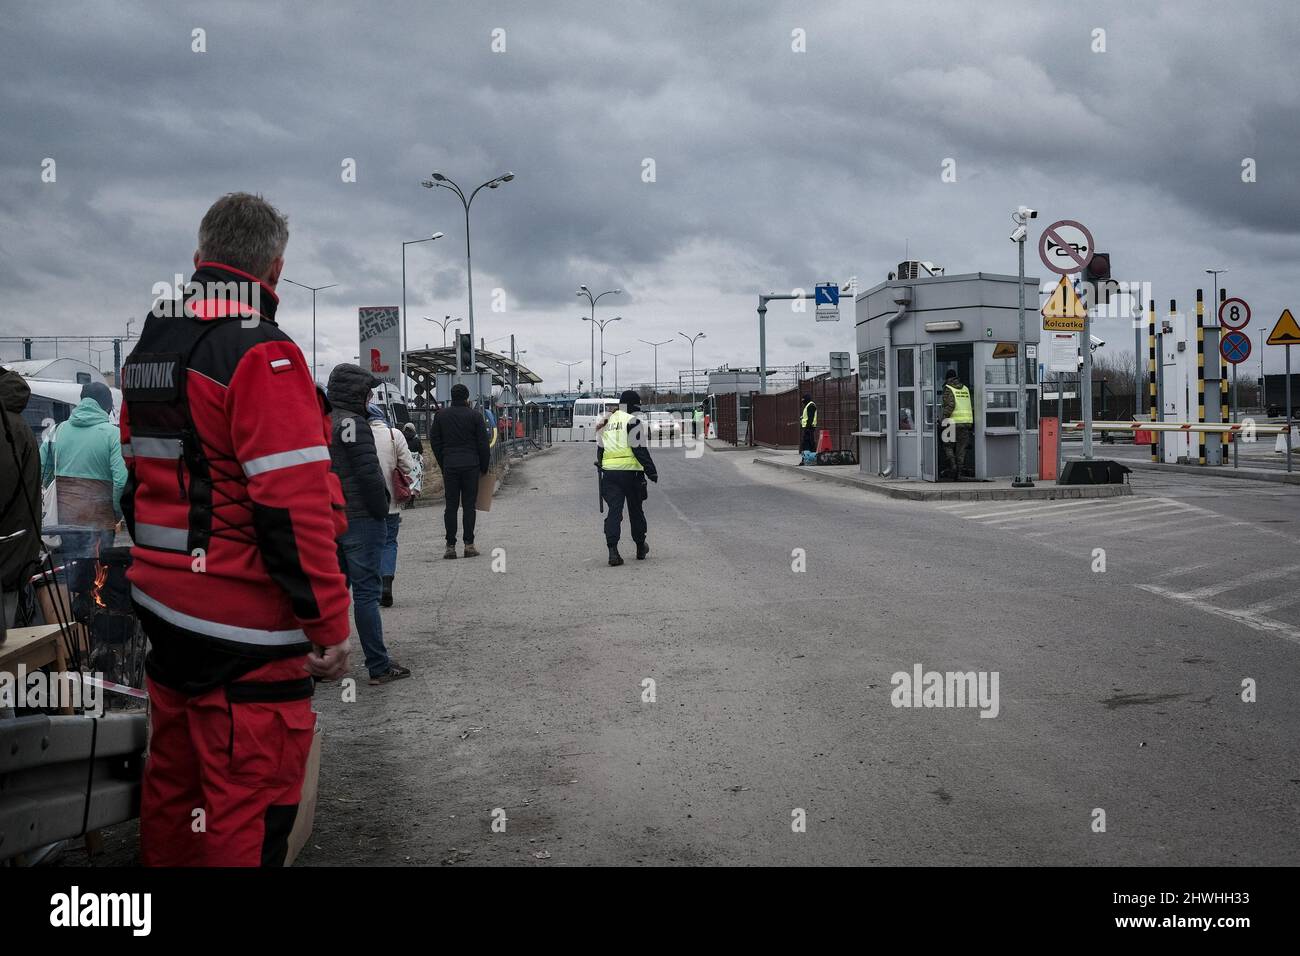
[280,439,1300,866]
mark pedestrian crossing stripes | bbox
[943,493,1300,648]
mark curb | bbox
[752,457,1133,502]
[1119,456,1300,485]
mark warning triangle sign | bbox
[1040,275,1087,331]
[1267,308,1300,346]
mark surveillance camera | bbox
[1017,206,1038,219]
[1089,334,1105,349]
[1010,225,1027,243]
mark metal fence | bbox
[748,373,858,451]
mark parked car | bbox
[645,411,682,442]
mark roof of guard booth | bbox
[855,271,1041,327]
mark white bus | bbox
[571,397,620,441]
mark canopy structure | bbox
[403,346,541,408]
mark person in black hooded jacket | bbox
[326,364,409,686]
[429,382,490,559]
[0,367,42,631]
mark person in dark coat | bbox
[0,367,42,633]
[326,364,409,685]
[402,421,423,456]
[429,382,490,559]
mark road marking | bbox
[964,498,1113,521]
[659,491,702,534]
[1020,500,1178,534]
[1242,590,1300,616]
[1180,563,1300,600]
[1154,561,1211,582]
[1136,583,1300,647]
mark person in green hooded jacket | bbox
[39,381,127,562]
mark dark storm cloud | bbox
[2,0,1298,384]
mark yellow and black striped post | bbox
[1148,298,1158,461]
[1220,288,1230,452]
[1196,288,1206,465]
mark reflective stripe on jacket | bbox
[945,384,973,425]
[600,410,644,471]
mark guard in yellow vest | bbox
[595,390,658,566]
[941,369,973,480]
[798,393,818,463]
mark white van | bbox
[21,378,122,440]
[571,397,620,441]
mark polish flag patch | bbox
[270,358,293,373]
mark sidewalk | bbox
[752,455,1132,501]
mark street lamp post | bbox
[282,278,338,383]
[678,331,706,408]
[639,338,673,407]
[422,170,515,404]
[1010,207,1034,486]
[423,315,456,348]
[604,349,630,395]
[402,234,444,402]
[557,360,582,396]
[582,315,621,396]
[577,286,622,398]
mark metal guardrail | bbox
[0,712,146,861]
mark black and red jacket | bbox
[120,263,351,671]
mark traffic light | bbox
[1083,251,1112,307]
[457,332,472,373]
[1083,251,1111,283]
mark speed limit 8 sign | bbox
[1219,297,1251,330]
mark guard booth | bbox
[855,271,1041,481]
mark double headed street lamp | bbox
[401,233,444,401]
[422,170,515,401]
[604,349,631,395]
[282,278,338,383]
[640,338,673,407]
[1010,206,1035,487]
[557,360,583,395]
[424,314,457,348]
[582,315,622,396]
[678,331,706,407]
[577,286,622,397]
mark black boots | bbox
[635,541,649,560]
[380,575,394,607]
[608,546,624,567]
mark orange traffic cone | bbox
[816,429,832,453]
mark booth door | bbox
[920,346,937,481]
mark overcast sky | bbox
[3,0,1298,388]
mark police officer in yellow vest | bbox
[798,393,818,463]
[596,390,658,566]
[941,368,973,480]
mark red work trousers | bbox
[140,657,317,867]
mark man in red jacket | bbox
[120,192,352,866]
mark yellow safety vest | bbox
[600,410,644,471]
[946,384,973,425]
[800,402,818,428]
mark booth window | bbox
[896,348,915,431]
[858,347,886,432]
[984,387,1040,430]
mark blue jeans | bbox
[381,513,401,578]
[338,516,390,677]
